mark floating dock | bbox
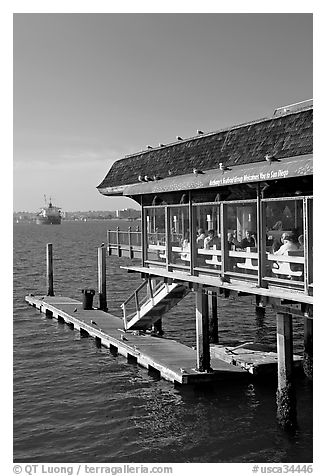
[210,344,302,377]
[25,294,249,385]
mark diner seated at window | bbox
[180,231,190,261]
[204,230,221,249]
[196,228,206,248]
[181,231,190,249]
[234,230,257,249]
[274,233,299,256]
[227,232,236,250]
[272,232,303,279]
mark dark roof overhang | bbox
[98,154,312,197]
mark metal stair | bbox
[121,279,189,331]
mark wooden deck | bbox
[25,295,248,385]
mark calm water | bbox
[13,221,312,463]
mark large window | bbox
[224,201,258,278]
[140,194,312,294]
[193,203,221,271]
[168,205,190,269]
[262,198,305,285]
[144,206,166,266]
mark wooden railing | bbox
[107,215,312,296]
[107,226,142,258]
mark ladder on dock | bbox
[121,279,189,331]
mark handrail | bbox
[121,278,166,326]
[122,280,148,307]
[267,253,304,264]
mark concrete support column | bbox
[208,290,218,344]
[276,312,297,430]
[195,288,211,372]
[303,316,313,380]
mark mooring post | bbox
[152,319,163,336]
[46,243,54,296]
[255,294,266,317]
[276,312,297,429]
[195,287,211,372]
[303,315,313,380]
[208,290,218,344]
[98,246,108,311]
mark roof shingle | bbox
[97,107,313,191]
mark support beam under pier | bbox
[303,316,313,380]
[195,288,212,372]
[208,290,218,344]
[276,312,297,430]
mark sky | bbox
[13,12,313,212]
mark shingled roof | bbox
[97,103,313,196]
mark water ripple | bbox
[13,222,312,463]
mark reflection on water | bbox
[13,222,312,463]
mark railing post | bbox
[189,191,195,274]
[107,230,111,256]
[122,303,128,330]
[147,278,154,305]
[46,243,54,296]
[98,246,108,311]
[135,291,140,319]
[128,226,133,259]
[303,197,313,294]
[257,185,267,288]
[220,202,228,279]
[116,227,121,257]
[165,206,172,271]
[141,200,146,267]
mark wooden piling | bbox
[255,294,266,317]
[46,243,54,296]
[303,316,313,380]
[195,288,211,372]
[276,312,297,429]
[152,318,163,336]
[208,290,218,344]
[98,246,108,311]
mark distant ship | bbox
[36,196,62,225]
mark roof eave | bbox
[122,154,313,197]
[97,185,126,196]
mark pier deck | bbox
[25,295,247,385]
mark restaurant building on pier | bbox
[97,100,313,428]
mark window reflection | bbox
[225,202,258,276]
[169,206,190,267]
[141,196,312,291]
[264,199,304,282]
[193,204,221,270]
[144,207,166,265]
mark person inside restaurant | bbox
[204,229,221,249]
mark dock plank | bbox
[25,294,247,385]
